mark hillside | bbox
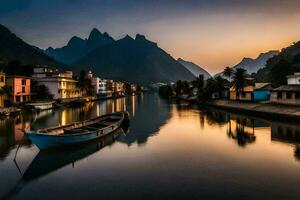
[0,24,65,68]
[74,34,196,85]
[256,41,300,86]
[177,58,211,80]
[214,50,279,78]
[45,28,115,64]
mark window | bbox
[296,92,300,99]
[286,92,292,99]
[277,92,282,99]
[22,87,25,93]
[22,79,26,86]
[0,76,4,82]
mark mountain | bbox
[177,58,211,80]
[232,51,279,74]
[0,24,65,68]
[214,50,279,78]
[45,28,115,64]
[74,34,196,85]
[256,41,300,86]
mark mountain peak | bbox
[67,36,85,47]
[121,34,134,41]
[88,28,102,41]
[135,34,146,41]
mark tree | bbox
[232,68,248,99]
[270,59,294,87]
[158,85,173,98]
[175,80,182,96]
[76,70,94,96]
[223,67,233,81]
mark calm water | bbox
[1,93,300,199]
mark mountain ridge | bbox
[74,34,196,85]
[0,24,66,68]
[45,28,115,64]
[177,58,211,80]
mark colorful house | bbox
[229,82,272,101]
[0,71,7,107]
[6,75,31,103]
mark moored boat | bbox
[25,101,55,111]
[25,112,129,149]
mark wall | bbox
[287,76,300,85]
[254,90,270,101]
[271,91,300,105]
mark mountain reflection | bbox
[117,94,171,145]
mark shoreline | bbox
[201,99,300,122]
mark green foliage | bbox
[34,84,54,100]
[158,85,173,98]
[175,80,182,96]
[76,70,94,96]
[223,67,233,80]
[232,68,248,92]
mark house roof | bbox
[254,83,272,90]
[6,75,32,79]
[272,84,300,92]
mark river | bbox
[1,93,300,199]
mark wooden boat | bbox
[25,101,55,111]
[25,112,129,149]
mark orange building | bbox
[0,71,7,107]
[6,76,31,103]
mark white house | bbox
[32,67,82,100]
[287,72,300,85]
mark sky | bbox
[1,0,300,74]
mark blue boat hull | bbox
[25,126,121,149]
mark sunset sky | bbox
[1,0,300,74]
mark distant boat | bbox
[25,112,129,149]
[25,101,55,111]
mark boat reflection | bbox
[2,130,125,200]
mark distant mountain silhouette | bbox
[214,50,279,78]
[45,28,115,64]
[177,58,211,79]
[74,34,196,85]
[0,24,65,68]
[232,51,279,74]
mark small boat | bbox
[25,101,55,111]
[25,112,129,149]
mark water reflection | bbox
[2,94,300,199]
[2,133,122,200]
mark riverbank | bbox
[204,99,300,122]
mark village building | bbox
[229,82,272,101]
[271,72,300,106]
[92,77,114,98]
[0,71,7,107]
[6,75,31,103]
[112,81,125,97]
[32,67,82,100]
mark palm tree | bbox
[232,68,248,99]
[223,67,233,81]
